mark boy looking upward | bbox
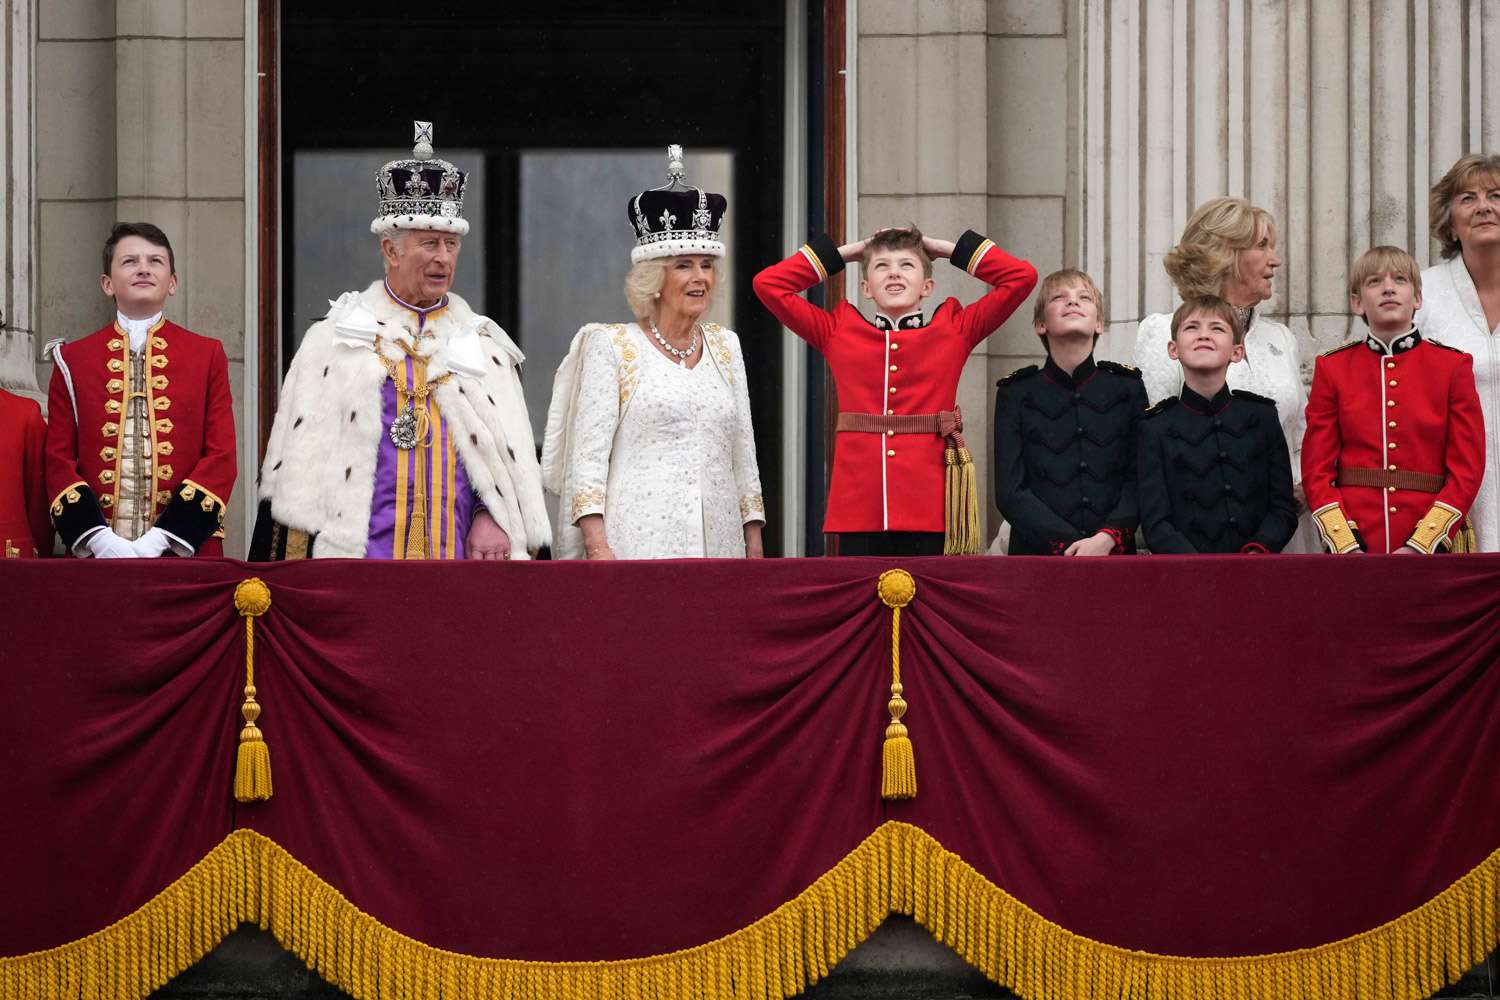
[754,226,1036,556]
[1137,297,1297,553]
[993,269,1147,555]
[1301,246,1484,553]
[45,223,236,557]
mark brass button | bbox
[1387,486,1396,493]
[889,386,896,394]
[1386,362,1395,369]
[886,408,894,415]
[890,343,899,350]
[889,364,898,372]
[1387,400,1396,407]
[886,449,896,457]
[1388,420,1396,428]
[1390,506,1398,513]
[1388,441,1397,449]
[1389,379,1398,387]
[1388,463,1397,470]
[886,429,894,437]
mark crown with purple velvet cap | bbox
[371,121,469,237]
[627,144,727,263]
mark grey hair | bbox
[378,229,412,266]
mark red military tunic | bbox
[753,231,1036,533]
[1302,328,1484,553]
[45,318,236,556]
[0,388,52,557]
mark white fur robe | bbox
[258,281,550,558]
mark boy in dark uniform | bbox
[1137,296,1297,553]
[993,269,1147,554]
[1301,246,1484,553]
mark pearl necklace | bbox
[650,322,700,365]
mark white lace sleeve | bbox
[565,328,621,525]
[726,333,765,524]
[1133,313,1182,405]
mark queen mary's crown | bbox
[626,144,727,263]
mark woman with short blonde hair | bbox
[1133,196,1315,551]
[1415,152,1500,549]
[540,148,764,560]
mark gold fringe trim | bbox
[3,822,1497,1000]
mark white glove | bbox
[131,527,173,558]
[82,528,141,559]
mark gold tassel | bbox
[233,578,273,803]
[877,569,918,799]
[944,447,982,555]
[1454,518,1477,553]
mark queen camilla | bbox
[541,147,766,560]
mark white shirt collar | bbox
[116,311,163,352]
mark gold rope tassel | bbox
[877,569,917,800]
[233,578,273,803]
[943,447,982,555]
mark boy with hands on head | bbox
[1301,246,1484,554]
[754,225,1036,556]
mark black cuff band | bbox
[805,232,845,279]
[50,483,107,550]
[155,481,225,551]
[951,230,990,273]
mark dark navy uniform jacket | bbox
[993,355,1148,554]
[1137,384,1298,554]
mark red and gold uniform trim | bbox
[1312,502,1362,553]
[1407,501,1463,554]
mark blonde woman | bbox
[1415,153,1500,549]
[540,148,765,560]
[1133,197,1314,550]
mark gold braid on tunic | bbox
[373,336,453,559]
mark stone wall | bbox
[1078,0,1500,369]
[29,0,249,556]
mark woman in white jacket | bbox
[1132,197,1316,551]
[1415,153,1500,550]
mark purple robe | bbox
[364,286,476,559]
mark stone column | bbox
[0,0,40,401]
[856,0,995,537]
[1081,0,1500,374]
[985,0,1071,537]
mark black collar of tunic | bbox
[1363,326,1421,355]
[874,311,925,332]
[1041,354,1097,389]
[1180,383,1232,415]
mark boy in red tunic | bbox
[753,227,1036,555]
[1302,246,1484,553]
[0,388,51,557]
[44,222,236,557]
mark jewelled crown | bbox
[627,144,727,263]
[371,121,469,237]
